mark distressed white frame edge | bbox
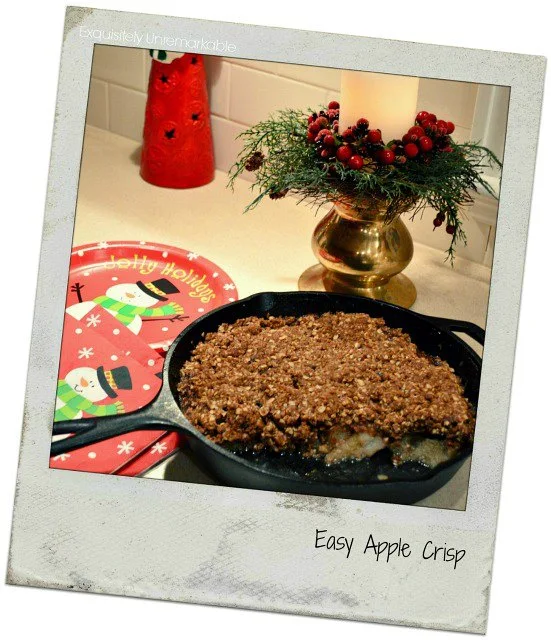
[6,7,546,634]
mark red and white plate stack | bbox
[50,240,238,477]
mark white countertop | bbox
[74,126,492,510]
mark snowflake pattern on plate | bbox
[53,453,71,462]
[117,440,135,455]
[151,441,168,455]
[85,313,101,327]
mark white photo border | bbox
[7,6,546,634]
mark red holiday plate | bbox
[53,312,164,423]
[115,431,183,477]
[66,241,238,352]
[50,311,167,470]
[50,429,173,474]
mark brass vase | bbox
[298,199,417,308]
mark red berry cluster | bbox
[403,111,455,155]
[406,114,457,235]
[307,102,392,170]
[307,101,341,161]
[387,112,455,165]
[306,105,456,172]
[305,104,459,235]
[432,210,454,234]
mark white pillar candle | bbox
[339,71,420,143]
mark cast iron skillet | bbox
[51,291,484,505]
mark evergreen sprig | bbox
[228,108,502,262]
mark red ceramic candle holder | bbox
[140,53,215,189]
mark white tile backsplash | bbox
[108,85,147,142]
[450,125,471,145]
[229,65,328,126]
[85,45,493,264]
[232,58,342,91]
[210,115,250,176]
[417,79,478,129]
[404,209,491,264]
[277,62,342,91]
[204,57,231,118]
[229,58,282,75]
[86,78,109,129]
[92,44,147,92]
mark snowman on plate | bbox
[66,278,184,335]
[55,365,132,421]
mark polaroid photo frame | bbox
[7,6,545,633]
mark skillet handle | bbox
[423,315,485,346]
[50,405,181,457]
